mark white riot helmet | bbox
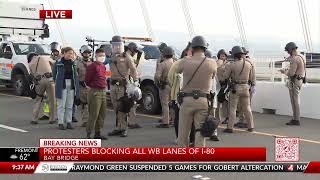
[110,35,124,54]
[127,84,142,101]
[80,45,92,54]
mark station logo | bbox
[39,10,72,19]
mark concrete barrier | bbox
[252,81,320,119]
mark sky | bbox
[3,0,320,55]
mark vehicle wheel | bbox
[13,74,27,96]
[141,85,161,114]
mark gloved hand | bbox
[133,80,140,87]
[250,86,256,95]
[74,98,81,106]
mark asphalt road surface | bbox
[0,86,319,180]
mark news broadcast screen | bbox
[0,0,319,180]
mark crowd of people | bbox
[26,35,306,147]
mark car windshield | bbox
[142,45,160,60]
[13,43,51,55]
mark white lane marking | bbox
[0,124,28,133]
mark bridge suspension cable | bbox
[48,0,67,46]
[103,0,119,35]
[181,0,195,39]
[232,0,248,48]
[297,0,313,52]
[139,0,155,40]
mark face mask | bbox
[96,56,105,63]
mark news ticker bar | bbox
[0,147,266,162]
[0,162,320,174]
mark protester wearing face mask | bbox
[85,48,108,140]
[76,45,93,127]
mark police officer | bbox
[28,54,56,125]
[215,49,229,126]
[279,42,306,126]
[108,36,139,137]
[155,46,175,128]
[235,47,256,128]
[126,42,142,129]
[77,45,93,127]
[223,46,255,133]
[176,36,217,147]
[50,42,62,61]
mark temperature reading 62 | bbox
[19,153,30,161]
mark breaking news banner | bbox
[0,162,320,174]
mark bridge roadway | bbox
[0,86,319,180]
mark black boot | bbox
[120,130,128,137]
[66,123,74,129]
[72,117,78,122]
[58,124,65,130]
[156,123,169,128]
[286,120,300,126]
[108,129,122,136]
[210,135,220,141]
[94,132,108,140]
[223,128,233,133]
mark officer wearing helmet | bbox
[50,42,61,61]
[176,36,217,147]
[126,42,143,129]
[279,42,306,126]
[222,46,255,133]
[76,45,93,127]
[156,42,168,69]
[154,46,175,128]
[108,35,139,137]
[235,47,256,129]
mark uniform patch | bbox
[275,137,299,162]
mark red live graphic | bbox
[39,10,72,19]
[39,147,266,162]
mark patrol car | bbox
[0,2,50,95]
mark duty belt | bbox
[178,90,209,99]
[234,81,249,84]
[35,72,53,80]
[111,79,127,86]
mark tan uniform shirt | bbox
[77,58,92,82]
[155,58,174,83]
[110,53,138,81]
[29,56,54,75]
[176,53,217,94]
[286,54,306,78]
[223,58,255,84]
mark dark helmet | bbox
[191,36,208,49]
[158,42,168,52]
[285,42,298,51]
[163,46,175,56]
[128,42,138,52]
[50,42,61,52]
[230,46,245,56]
[217,49,228,59]
[27,52,38,63]
[205,49,212,58]
[111,35,123,43]
[241,47,249,54]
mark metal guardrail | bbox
[254,56,320,83]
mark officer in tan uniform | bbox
[126,42,142,129]
[108,36,139,137]
[223,46,255,133]
[279,42,306,126]
[176,36,217,147]
[215,49,229,126]
[155,46,174,128]
[235,47,256,128]
[28,54,56,124]
[77,45,92,127]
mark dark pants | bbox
[173,103,195,143]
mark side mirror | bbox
[4,51,13,59]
